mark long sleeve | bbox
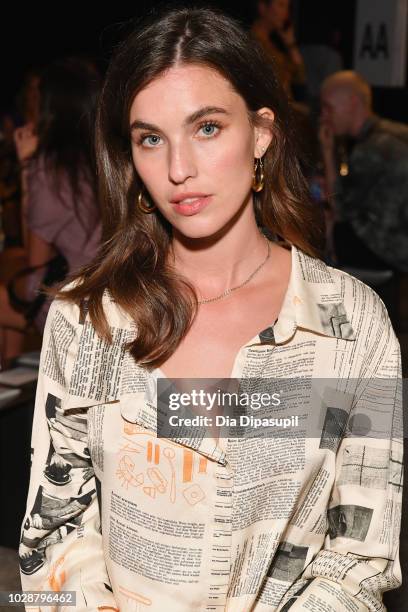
[19,299,119,612]
[334,136,408,273]
[277,300,403,611]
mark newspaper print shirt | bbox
[19,246,403,612]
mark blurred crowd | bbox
[0,0,407,368]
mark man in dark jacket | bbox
[319,70,408,273]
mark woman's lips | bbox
[171,195,212,216]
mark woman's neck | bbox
[168,214,269,296]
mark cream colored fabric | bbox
[19,246,402,611]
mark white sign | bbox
[354,0,408,86]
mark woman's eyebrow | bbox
[185,105,230,125]
[130,106,230,132]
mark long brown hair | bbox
[57,6,324,369]
[35,57,102,237]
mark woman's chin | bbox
[162,195,251,242]
[170,218,235,243]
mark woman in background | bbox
[251,0,305,99]
[0,57,101,365]
[0,69,41,248]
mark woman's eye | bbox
[140,134,162,147]
[198,122,221,137]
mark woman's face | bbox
[260,0,290,31]
[129,63,273,240]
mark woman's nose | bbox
[167,143,197,184]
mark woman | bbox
[251,0,305,99]
[0,69,41,248]
[19,8,402,611]
[0,58,101,364]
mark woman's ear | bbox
[254,107,275,157]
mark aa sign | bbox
[354,0,408,86]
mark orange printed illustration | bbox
[118,422,209,505]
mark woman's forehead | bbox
[129,64,241,119]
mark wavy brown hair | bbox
[57,5,324,369]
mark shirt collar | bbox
[266,245,356,344]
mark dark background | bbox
[1,0,406,121]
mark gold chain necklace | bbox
[197,236,270,305]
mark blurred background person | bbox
[0,57,102,366]
[250,0,320,229]
[1,69,41,143]
[251,0,306,101]
[319,70,408,276]
[0,69,42,250]
[299,24,344,110]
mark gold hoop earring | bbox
[252,157,265,192]
[138,190,156,213]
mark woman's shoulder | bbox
[26,153,95,196]
[41,281,136,409]
[327,261,383,301]
[325,261,394,333]
[293,246,394,335]
[48,279,134,333]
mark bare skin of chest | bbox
[159,244,291,379]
